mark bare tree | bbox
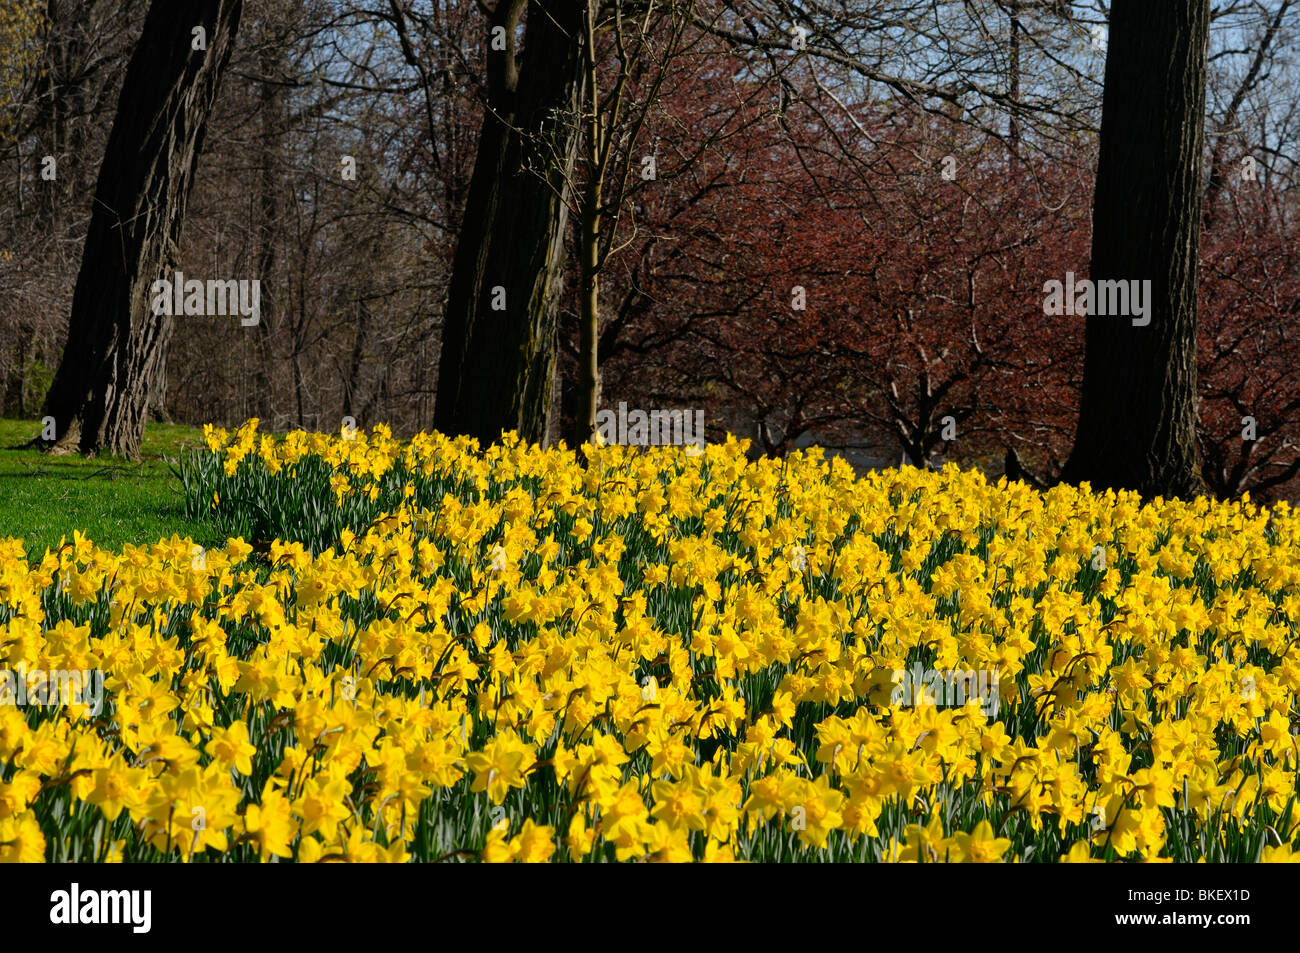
[41,0,243,458]
[1062,0,1212,497]
[432,0,586,445]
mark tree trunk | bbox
[41,0,243,459]
[253,40,282,420]
[1061,0,1210,499]
[434,0,584,446]
[575,171,601,447]
[572,0,602,450]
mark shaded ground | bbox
[0,419,219,560]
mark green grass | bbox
[0,418,221,560]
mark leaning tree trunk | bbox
[434,0,584,446]
[41,0,243,460]
[1061,0,1210,499]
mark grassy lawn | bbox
[0,418,221,560]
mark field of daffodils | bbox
[2,420,1298,862]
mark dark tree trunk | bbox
[1061,0,1210,499]
[252,40,282,421]
[434,0,584,446]
[41,0,243,459]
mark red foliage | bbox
[591,42,1300,500]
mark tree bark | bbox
[572,0,603,450]
[434,0,584,446]
[252,40,282,422]
[1061,0,1210,499]
[147,340,172,422]
[575,165,601,447]
[41,0,243,459]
